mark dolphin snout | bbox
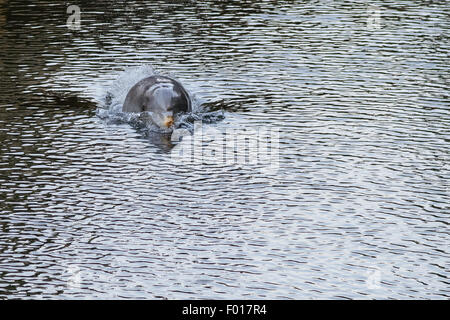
[164,115,174,128]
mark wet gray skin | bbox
[122,75,191,128]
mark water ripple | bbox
[0,0,448,299]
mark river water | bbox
[0,0,448,299]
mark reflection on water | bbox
[0,1,448,299]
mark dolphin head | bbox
[143,84,178,129]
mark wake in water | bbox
[96,65,224,136]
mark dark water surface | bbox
[0,0,448,299]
